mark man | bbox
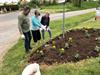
[41,12,52,39]
[18,6,32,53]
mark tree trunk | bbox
[40,0,46,5]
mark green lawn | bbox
[0,12,100,75]
[40,1,99,13]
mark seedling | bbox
[92,28,97,32]
[94,46,100,52]
[58,36,62,39]
[52,41,56,45]
[82,27,87,31]
[59,48,65,55]
[68,37,73,43]
[45,44,49,47]
[36,50,40,53]
[52,45,56,48]
[85,30,90,38]
[65,43,70,49]
[85,33,90,38]
[95,37,100,41]
[40,50,44,55]
[75,53,80,59]
[95,37,100,43]
[66,30,70,33]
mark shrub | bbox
[94,46,100,52]
[59,48,65,55]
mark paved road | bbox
[0,8,96,61]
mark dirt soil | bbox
[29,28,100,65]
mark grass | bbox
[0,12,100,75]
[42,57,100,75]
[40,1,99,13]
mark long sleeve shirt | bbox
[18,13,30,34]
[31,16,41,31]
[41,16,50,27]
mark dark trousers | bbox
[23,31,31,52]
[31,30,41,43]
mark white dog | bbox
[22,63,41,75]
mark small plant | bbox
[85,30,90,38]
[66,30,70,33]
[59,36,62,39]
[59,48,65,55]
[92,28,97,32]
[68,37,73,43]
[95,37,100,41]
[74,53,80,59]
[85,33,90,38]
[36,50,40,53]
[64,43,70,49]
[52,45,56,48]
[52,41,56,45]
[40,50,44,55]
[45,44,49,47]
[95,37,100,43]
[81,27,87,31]
[94,46,100,52]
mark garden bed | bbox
[29,28,100,65]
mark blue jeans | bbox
[23,31,31,52]
[42,28,52,39]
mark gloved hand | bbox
[21,34,25,40]
[41,25,46,30]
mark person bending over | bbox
[41,12,52,39]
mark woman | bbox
[31,10,42,43]
[41,12,52,39]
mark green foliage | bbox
[59,48,65,55]
[85,30,91,38]
[52,45,56,48]
[40,50,44,55]
[95,46,100,52]
[65,43,70,49]
[74,53,80,59]
[71,0,82,7]
[95,37,100,43]
[40,1,100,13]
[68,37,73,43]
[28,0,40,8]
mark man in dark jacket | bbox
[41,12,52,39]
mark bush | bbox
[0,5,19,11]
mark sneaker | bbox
[29,47,32,50]
[25,50,30,53]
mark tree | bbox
[40,0,46,5]
[98,0,100,4]
[71,0,82,7]
[53,0,57,4]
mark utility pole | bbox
[62,0,67,38]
